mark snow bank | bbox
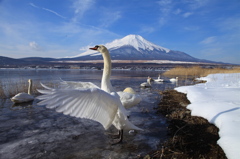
[175,73,240,159]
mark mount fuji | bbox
[68,35,206,62]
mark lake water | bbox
[0,69,195,159]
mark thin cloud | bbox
[174,9,182,15]
[72,0,95,22]
[157,0,173,16]
[42,8,66,19]
[99,11,122,28]
[29,3,66,19]
[29,41,42,51]
[157,0,172,8]
[157,0,173,27]
[29,3,39,8]
[183,12,193,18]
[140,26,156,34]
[188,0,210,10]
[200,36,216,44]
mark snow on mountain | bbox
[70,34,206,62]
[72,35,169,58]
[105,34,170,53]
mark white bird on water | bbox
[169,77,178,82]
[154,74,164,82]
[140,76,152,87]
[11,79,34,103]
[37,45,142,144]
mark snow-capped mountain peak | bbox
[70,34,202,63]
[106,34,170,53]
[74,34,170,58]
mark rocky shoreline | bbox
[144,90,227,159]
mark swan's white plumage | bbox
[37,83,142,131]
[140,82,151,87]
[11,79,34,103]
[59,45,141,110]
[59,80,142,110]
[155,75,164,82]
[140,77,152,87]
[38,86,119,130]
[11,93,34,103]
[123,87,136,94]
[60,80,99,89]
[170,77,178,82]
[117,90,142,109]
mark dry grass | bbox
[145,90,227,159]
[0,81,5,98]
[163,66,240,79]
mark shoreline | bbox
[145,90,227,159]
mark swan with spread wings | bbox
[37,45,142,144]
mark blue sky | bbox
[0,0,239,64]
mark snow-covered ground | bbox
[175,73,240,159]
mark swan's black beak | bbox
[89,45,99,50]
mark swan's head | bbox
[89,45,108,54]
[28,79,32,83]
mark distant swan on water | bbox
[154,74,164,82]
[11,79,34,103]
[140,76,152,87]
[37,45,142,144]
[169,77,178,82]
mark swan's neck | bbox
[101,50,114,93]
[28,80,32,95]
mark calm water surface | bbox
[0,69,195,159]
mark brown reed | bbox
[163,66,240,79]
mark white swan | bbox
[60,46,141,110]
[169,77,178,82]
[89,45,142,111]
[154,74,164,82]
[37,45,142,144]
[140,77,152,87]
[117,87,142,109]
[11,79,34,103]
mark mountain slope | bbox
[0,56,30,66]
[1,35,223,66]
[70,35,203,62]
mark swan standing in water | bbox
[37,45,142,144]
[59,46,142,110]
[11,79,34,103]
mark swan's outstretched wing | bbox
[60,80,100,90]
[37,85,118,130]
